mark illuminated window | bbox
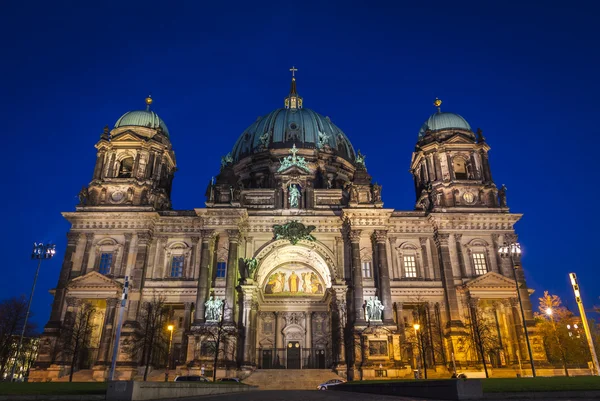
[98,253,113,275]
[361,261,372,278]
[403,255,417,278]
[453,158,468,180]
[170,255,184,278]
[472,253,488,275]
[216,262,227,278]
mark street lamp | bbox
[413,323,427,379]
[10,242,56,381]
[569,273,600,376]
[498,241,536,377]
[165,325,174,382]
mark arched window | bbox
[164,241,191,279]
[93,238,121,276]
[453,157,468,180]
[466,239,490,276]
[118,157,134,178]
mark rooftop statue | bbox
[221,153,233,169]
[277,144,310,173]
[288,184,301,208]
[355,149,366,167]
[205,296,224,322]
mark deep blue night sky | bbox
[2,1,598,328]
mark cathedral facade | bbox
[32,75,545,381]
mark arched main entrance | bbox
[252,241,335,369]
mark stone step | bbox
[243,369,344,390]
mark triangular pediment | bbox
[465,272,516,289]
[445,134,474,144]
[276,165,311,175]
[67,271,123,291]
[110,130,146,142]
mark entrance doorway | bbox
[316,349,325,368]
[287,341,300,369]
[262,349,273,369]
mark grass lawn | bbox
[482,376,600,393]
[0,382,107,395]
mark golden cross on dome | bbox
[290,66,298,77]
[290,143,299,160]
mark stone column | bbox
[388,237,399,278]
[189,236,200,279]
[349,230,364,323]
[48,232,80,324]
[433,151,443,181]
[239,285,257,364]
[132,152,141,178]
[181,302,192,362]
[419,238,430,279]
[93,150,105,180]
[118,233,132,277]
[454,234,468,277]
[374,230,393,322]
[126,233,150,321]
[434,233,462,325]
[194,230,214,323]
[274,312,282,349]
[305,312,312,350]
[106,153,116,177]
[225,230,239,322]
[80,233,94,275]
[480,150,493,183]
[426,153,436,181]
[97,298,119,364]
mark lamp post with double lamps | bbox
[10,242,56,381]
[498,241,536,377]
[165,325,174,382]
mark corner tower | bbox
[79,96,176,211]
[410,98,504,212]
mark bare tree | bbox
[461,298,502,378]
[0,296,37,378]
[124,296,170,381]
[193,305,239,381]
[59,302,97,382]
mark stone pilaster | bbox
[454,234,467,277]
[194,230,214,322]
[48,232,80,324]
[118,233,132,277]
[224,230,240,322]
[434,233,462,326]
[80,233,94,275]
[189,236,200,279]
[388,237,399,278]
[181,302,192,362]
[93,150,105,180]
[490,234,503,275]
[373,230,393,322]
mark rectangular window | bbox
[361,261,372,278]
[473,253,488,275]
[98,253,113,275]
[216,262,227,278]
[170,255,184,278]
[403,255,417,278]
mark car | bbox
[174,375,210,382]
[317,379,345,390]
[217,377,241,383]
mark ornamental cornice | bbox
[341,209,394,228]
[427,212,522,231]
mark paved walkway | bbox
[176,389,600,401]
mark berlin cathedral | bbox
[31,72,545,382]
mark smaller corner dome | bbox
[114,110,170,138]
[418,112,471,139]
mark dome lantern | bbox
[284,66,303,109]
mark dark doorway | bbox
[287,341,300,369]
[262,349,273,369]
[317,349,325,368]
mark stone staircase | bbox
[243,369,344,390]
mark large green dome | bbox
[114,109,170,137]
[418,111,471,139]
[231,108,356,162]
